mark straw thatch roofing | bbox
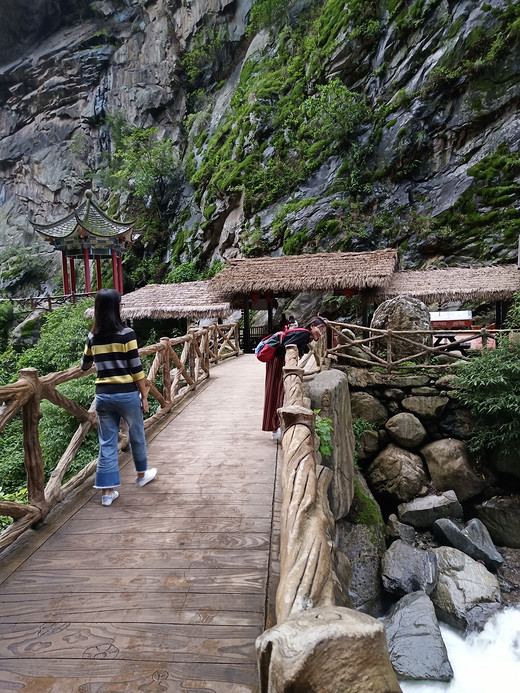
[84,281,231,320]
[209,249,399,295]
[373,264,520,304]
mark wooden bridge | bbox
[0,318,504,691]
[0,351,280,691]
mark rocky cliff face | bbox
[1,0,519,292]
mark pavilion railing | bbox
[0,323,240,552]
[0,293,95,313]
[325,320,510,372]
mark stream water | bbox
[399,607,520,693]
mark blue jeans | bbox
[94,391,148,489]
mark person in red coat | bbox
[262,316,327,440]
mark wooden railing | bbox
[326,320,507,372]
[0,293,95,313]
[0,323,240,551]
[274,343,336,621]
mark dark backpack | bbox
[255,331,284,362]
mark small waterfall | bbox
[400,607,520,692]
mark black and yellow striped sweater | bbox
[81,327,145,394]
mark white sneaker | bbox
[101,490,119,506]
[136,467,157,487]
[271,428,281,441]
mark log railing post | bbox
[189,334,197,389]
[160,337,172,404]
[18,368,47,514]
[275,344,336,622]
[234,322,240,355]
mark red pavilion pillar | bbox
[69,257,77,295]
[61,251,70,296]
[83,247,91,294]
[117,255,124,295]
[95,256,102,291]
[111,249,119,293]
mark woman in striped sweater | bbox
[81,289,157,506]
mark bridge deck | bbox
[0,354,279,692]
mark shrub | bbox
[17,300,93,375]
[315,409,334,458]
[454,340,520,455]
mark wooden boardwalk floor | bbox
[0,354,280,692]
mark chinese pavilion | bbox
[30,191,141,296]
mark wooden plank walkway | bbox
[0,354,280,692]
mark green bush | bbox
[0,301,13,351]
[314,409,334,458]
[0,417,26,493]
[166,262,201,284]
[454,340,520,455]
[0,486,28,531]
[17,300,93,375]
[40,376,98,480]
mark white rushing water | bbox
[400,607,520,693]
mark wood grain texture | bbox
[0,355,278,692]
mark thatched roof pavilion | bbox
[372,264,520,304]
[210,248,399,296]
[85,281,231,320]
[208,248,399,350]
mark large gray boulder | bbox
[346,368,430,389]
[398,491,464,529]
[420,438,486,501]
[367,443,429,504]
[431,546,501,632]
[305,369,355,520]
[370,296,432,361]
[385,412,427,449]
[382,539,438,597]
[401,395,449,421]
[386,513,415,545]
[432,518,503,571]
[256,606,401,693]
[475,495,520,548]
[385,591,453,682]
[335,473,387,617]
[350,392,388,427]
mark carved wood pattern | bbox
[274,344,336,623]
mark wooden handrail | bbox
[0,323,241,551]
[275,343,336,621]
[326,320,510,372]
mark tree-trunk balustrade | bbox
[326,320,504,371]
[275,344,336,622]
[0,323,240,551]
[0,293,95,313]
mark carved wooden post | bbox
[160,337,172,404]
[189,334,197,389]
[234,322,240,355]
[283,345,305,408]
[212,325,219,364]
[276,404,335,621]
[18,368,46,512]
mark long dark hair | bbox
[304,316,327,331]
[92,289,125,336]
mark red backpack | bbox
[255,331,284,362]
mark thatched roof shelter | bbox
[209,249,399,296]
[85,281,231,320]
[372,264,520,304]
